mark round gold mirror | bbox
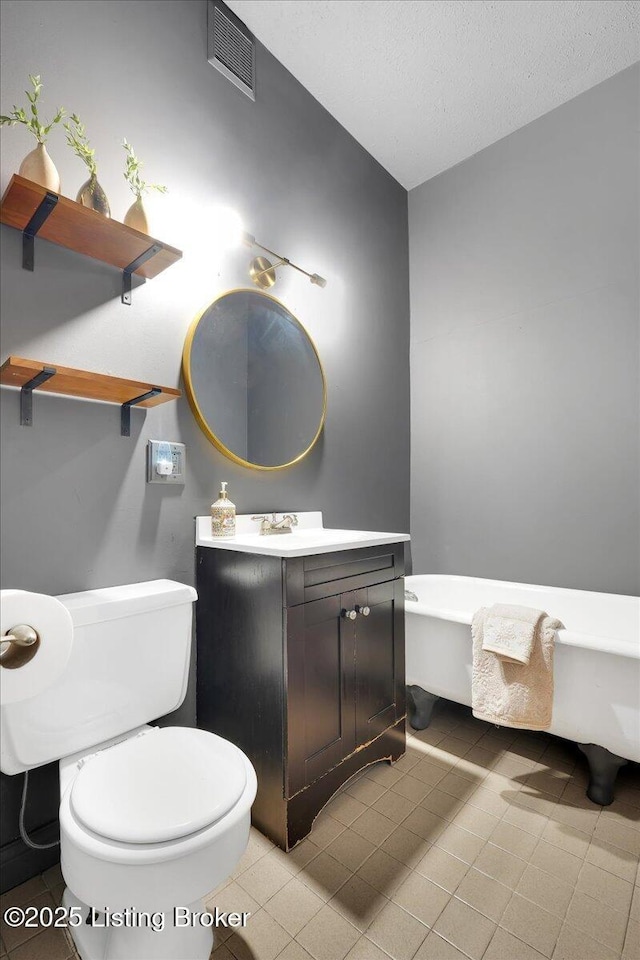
[183,289,326,470]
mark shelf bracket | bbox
[20,366,57,426]
[121,244,163,305]
[22,192,58,271]
[121,387,162,436]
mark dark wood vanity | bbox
[196,541,407,850]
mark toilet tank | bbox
[0,580,197,774]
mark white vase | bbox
[123,197,149,234]
[18,142,60,192]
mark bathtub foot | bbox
[407,685,439,730]
[578,743,628,806]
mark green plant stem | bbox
[0,75,64,143]
[122,139,167,198]
[64,113,97,177]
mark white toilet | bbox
[0,580,257,960]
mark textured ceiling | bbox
[227,0,640,189]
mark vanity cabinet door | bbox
[355,580,405,745]
[286,593,357,796]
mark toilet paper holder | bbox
[1,624,40,669]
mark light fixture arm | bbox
[243,233,326,288]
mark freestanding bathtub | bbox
[405,575,640,804]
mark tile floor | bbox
[1,700,639,960]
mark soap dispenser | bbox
[211,482,236,538]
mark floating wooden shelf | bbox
[0,356,181,435]
[0,175,182,304]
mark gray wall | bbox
[0,0,409,881]
[409,65,639,596]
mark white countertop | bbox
[196,512,410,558]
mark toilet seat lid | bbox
[70,727,247,844]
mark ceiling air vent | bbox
[208,0,256,101]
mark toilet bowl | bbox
[59,726,257,959]
[0,580,257,960]
[59,725,256,911]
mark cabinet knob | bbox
[342,609,357,620]
[357,605,371,617]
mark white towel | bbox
[482,603,543,665]
[472,606,563,730]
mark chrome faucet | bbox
[251,512,299,535]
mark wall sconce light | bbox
[243,233,327,289]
